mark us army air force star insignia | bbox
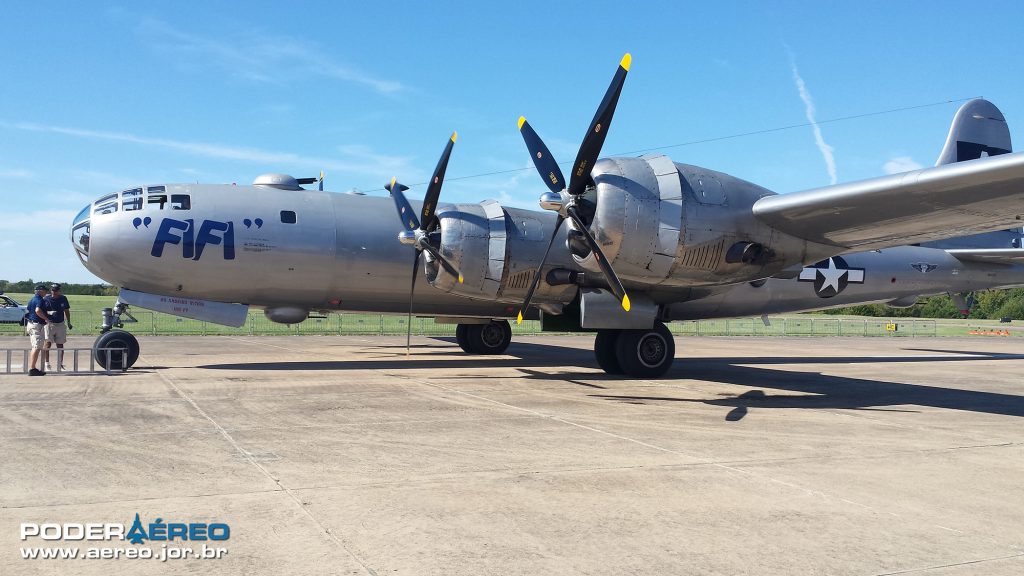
[798,256,865,298]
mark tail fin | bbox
[925,99,1021,249]
[935,99,1011,165]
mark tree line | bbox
[0,279,118,296]
[2,279,1022,319]
[817,288,1024,319]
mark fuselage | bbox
[71,182,1024,323]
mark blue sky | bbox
[2,2,1023,283]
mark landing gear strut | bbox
[594,321,675,378]
[95,302,140,370]
[456,320,512,354]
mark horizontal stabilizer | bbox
[946,248,1024,265]
[119,289,249,327]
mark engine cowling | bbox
[425,200,576,307]
[581,154,795,286]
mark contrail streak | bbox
[789,56,837,185]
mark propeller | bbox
[385,132,464,353]
[515,53,633,324]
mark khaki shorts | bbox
[26,323,45,349]
[45,322,68,345]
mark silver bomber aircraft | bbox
[70,55,1024,378]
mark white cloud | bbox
[6,121,414,178]
[0,167,33,179]
[137,19,403,94]
[882,156,923,174]
[787,53,837,185]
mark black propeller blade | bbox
[565,206,629,309]
[421,132,457,232]
[386,178,419,232]
[518,117,565,194]
[515,54,632,324]
[406,250,421,355]
[516,214,565,325]
[568,53,631,197]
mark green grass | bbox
[1,293,1019,338]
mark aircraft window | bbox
[148,194,168,209]
[280,210,297,224]
[147,185,166,194]
[72,222,90,255]
[123,188,143,211]
[73,204,90,226]
[171,194,191,210]
[94,193,118,215]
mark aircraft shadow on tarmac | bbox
[198,341,1024,420]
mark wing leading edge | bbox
[752,152,1024,251]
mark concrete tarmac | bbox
[2,334,1024,575]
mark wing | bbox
[946,248,1024,264]
[752,153,1024,250]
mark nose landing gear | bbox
[94,302,140,370]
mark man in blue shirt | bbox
[25,285,52,376]
[43,284,72,371]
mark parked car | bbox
[0,293,28,325]
[1000,317,1012,323]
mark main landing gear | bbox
[94,303,140,370]
[593,321,676,378]
[456,320,513,354]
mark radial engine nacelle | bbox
[580,155,804,286]
[423,200,577,307]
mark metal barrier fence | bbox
[0,312,994,338]
[2,347,129,374]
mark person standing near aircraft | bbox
[25,285,51,376]
[43,283,71,371]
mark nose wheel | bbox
[93,329,140,370]
[94,302,140,370]
[456,320,512,354]
[594,322,675,378]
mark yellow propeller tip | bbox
[517,116,526,130]
[451,131,458,143]
[621,294,631,312]
[620,53,632,71]
[458,274,464,284]
[516,312,524,325]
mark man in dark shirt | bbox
[43,284,72,371]
[25,285,51,376]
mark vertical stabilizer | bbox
[924,99,1021,249]
[935,99,1011,165]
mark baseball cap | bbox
[34,284,47,291]
[50,283,62,291]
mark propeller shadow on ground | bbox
[197,341,1024,419]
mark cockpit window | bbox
[171,194,191,210]
[73,204,90,226]
[148,194,167,209]
[94,193,118,215]
[123,188,143,211]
